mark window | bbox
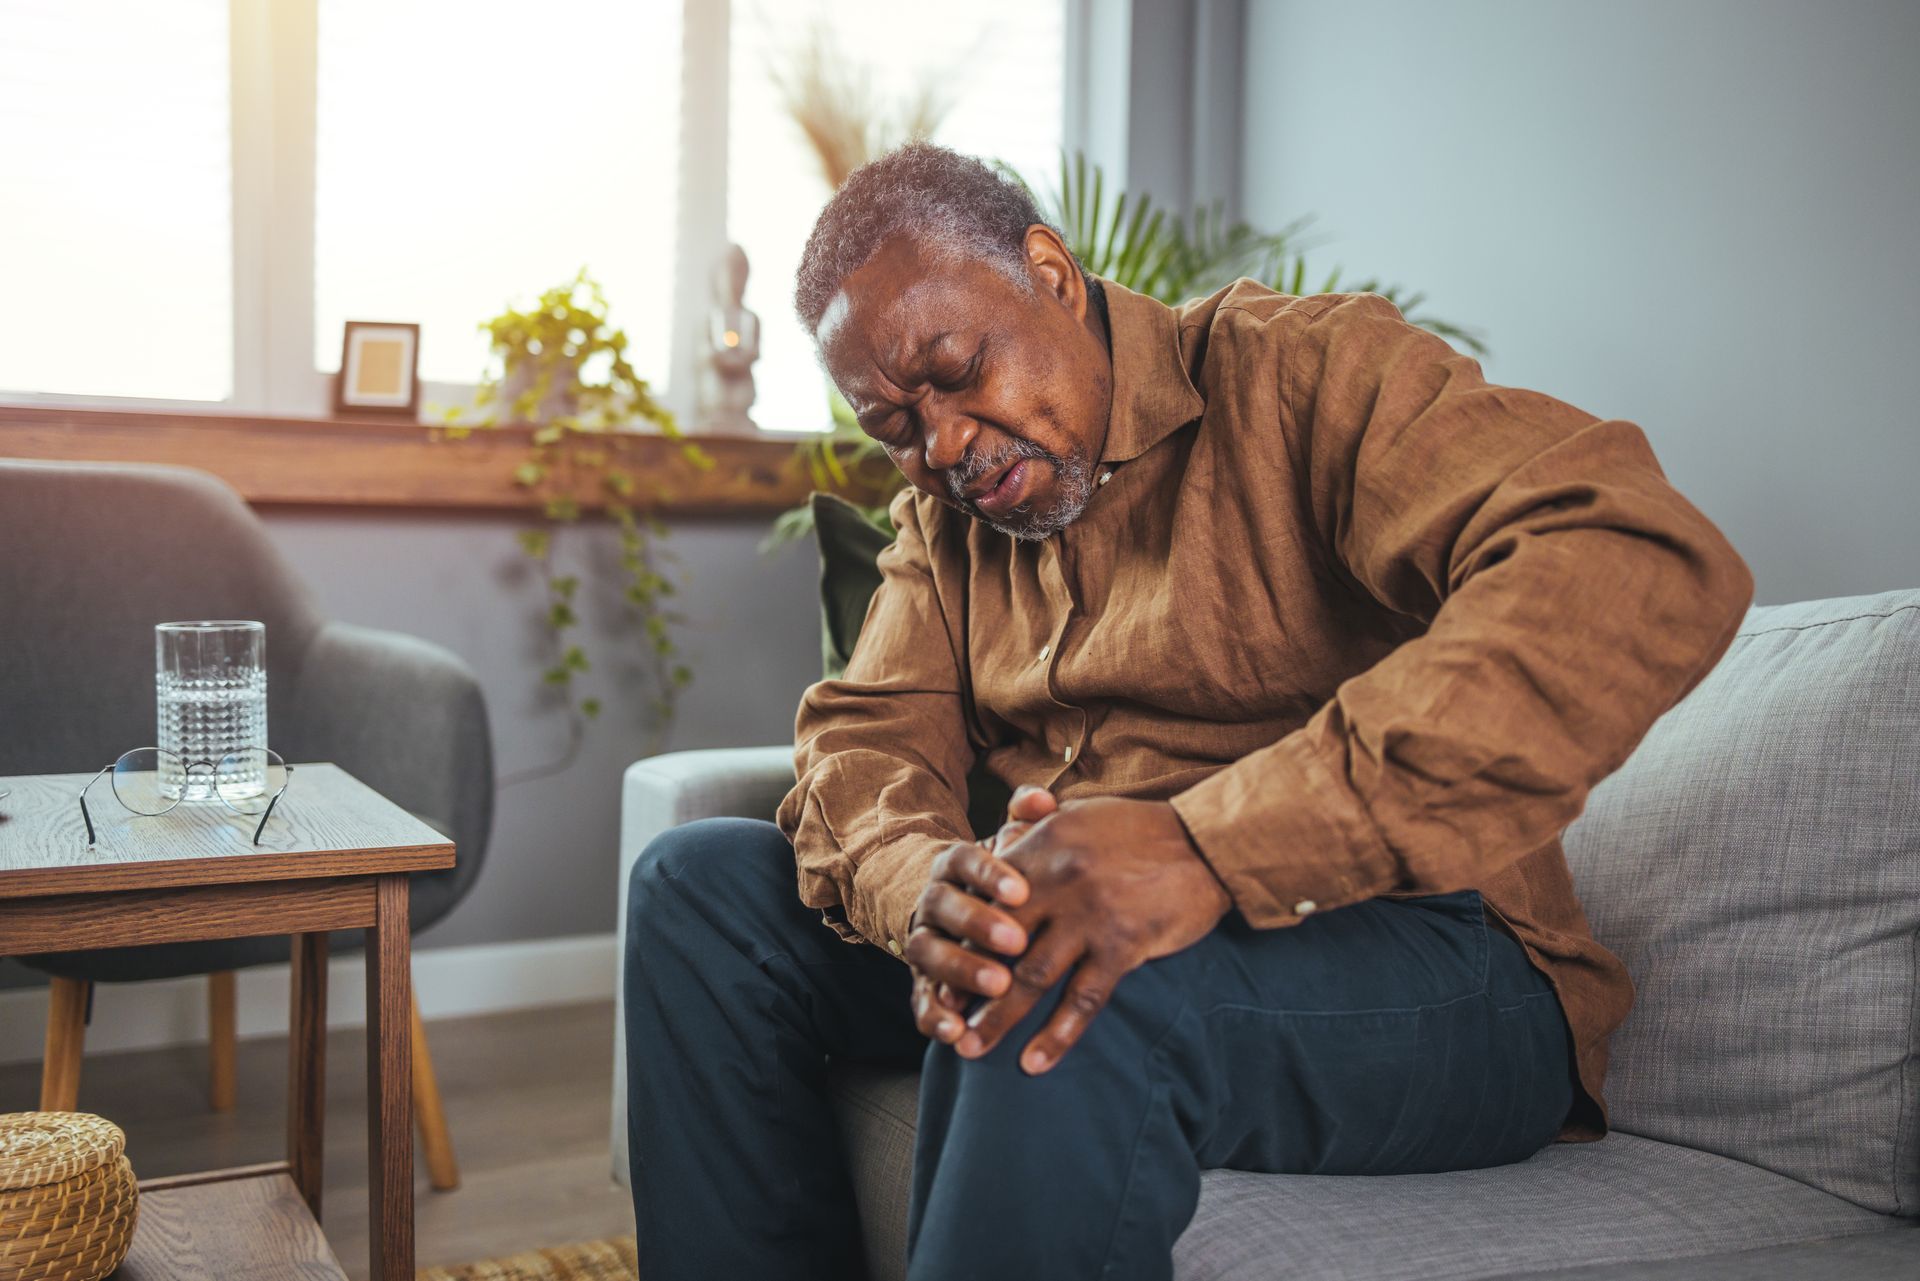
[0,0,233,401]
[728,0,1066,430]
[314,0,682,390]
[0,0,1071,421]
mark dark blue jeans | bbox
[623,818,1575,1281]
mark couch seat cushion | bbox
[1179,1133,1892,1281]
[828,1064,1894,1281]
[1486,1223,1920,1280]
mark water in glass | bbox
[156,621,268,801]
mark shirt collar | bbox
[1095,276,1208,465]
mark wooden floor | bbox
[0,1000,636,1280]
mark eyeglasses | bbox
[78,747,293,847]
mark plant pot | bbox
[500,358,582,424]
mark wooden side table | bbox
[0,764,453,1281]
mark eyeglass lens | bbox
[216,748,289,815]
[111,748,179,815]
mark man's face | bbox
[813,229,1113,540]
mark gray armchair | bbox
[0,457,492,1189]
[613,589,1920,1278]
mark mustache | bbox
[946,435,1055,505]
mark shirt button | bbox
[1097,469,1112,486]
[1062,744,1074,764]
[888,937,902,956]
[1294,900,1317,916]
[1039,643,1051,662]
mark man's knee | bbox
[926,958,1188,1089]
[625,817,792,953]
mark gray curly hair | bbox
[792,141,1080,333]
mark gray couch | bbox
[612,588,1920,1278]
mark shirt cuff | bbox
[1167,720,1395,927]
[844,834,950,958]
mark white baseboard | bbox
[0,933,617,1067]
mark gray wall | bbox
[1239,0,1920,604]
[261,509,819,948]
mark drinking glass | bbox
[156,621,267,802]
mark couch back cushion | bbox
[1562,588,1920,1216]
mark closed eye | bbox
[857,341,983,441]
[934,346,984,392]
[858,407,912,444]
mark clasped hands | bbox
[904,786,1233,1075]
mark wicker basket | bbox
[0,1112,138,1281]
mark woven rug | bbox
[417,1236,637,1281]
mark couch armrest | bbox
[613,745,796,1187]
[619,745,799,860]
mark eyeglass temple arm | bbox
[251,765,295,845]
[77,763,113,847]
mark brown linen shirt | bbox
[775,275,1755,1139]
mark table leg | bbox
[365,873,412,1281]
[39,976,89,1111]
[287,931,328,1218]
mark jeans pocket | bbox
[1410,887,1486,917]
[1401,889,1490,991]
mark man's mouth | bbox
[963,457,1016,502]
[967,458,1035,517]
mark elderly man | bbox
[623,142,1752,1280]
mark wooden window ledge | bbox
[0,405,893,515]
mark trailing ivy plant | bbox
[435,268,712,735]
[769,151,1488,546]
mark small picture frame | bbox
[334,321,421,416]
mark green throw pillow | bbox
[809,490,1011,838]
[811,491,893,681]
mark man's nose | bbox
[918,398,977,473]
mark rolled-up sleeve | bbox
[776,488,979,951]
[1169,293,1755,925]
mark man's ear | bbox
[1023,224,1087,320]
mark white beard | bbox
[949,437,1094,542]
